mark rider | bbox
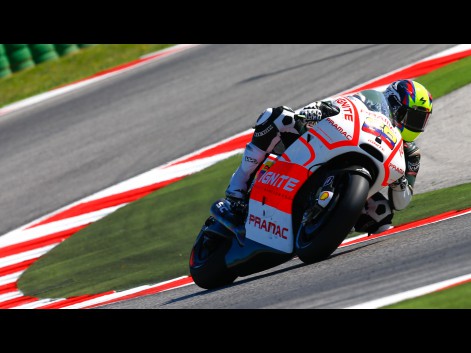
[224,79,433,234]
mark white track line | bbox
[346,273,471,309]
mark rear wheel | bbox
[189,217,238,290]
[295,172,369,264]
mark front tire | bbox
[295,172,369,264]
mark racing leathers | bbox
[225,98,421,234]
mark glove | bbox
[389,175,408,191]
[299,102,323,124]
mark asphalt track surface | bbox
[1,44,470,309]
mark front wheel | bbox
[295,172,369,264]
[189,217,238,290]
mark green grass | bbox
[0,44,175,108]
[384,282,471,309]
[418,55,471,97]
[9,45,471,308]
[18,156,241,297]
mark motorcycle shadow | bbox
[224,242,379,290]
[168,242,378,306]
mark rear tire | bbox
[295,172,369,264]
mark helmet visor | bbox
[398,107,431,132]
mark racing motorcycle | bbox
[189,90,406,290]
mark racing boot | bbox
[225,141,267,218]
[225,196,248,223]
